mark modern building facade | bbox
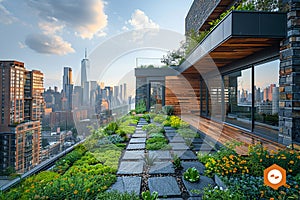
[136,0,300,146]
[0,61,43,174]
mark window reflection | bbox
[224,68,252,130]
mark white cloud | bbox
[122,26,129,31]
[0,2,17,24]
[25,34,75,55]
[127,9,159,30]
[38,21,64,35]
[18,42,26,49]
[96,30,107,37]
[27,0,108,39]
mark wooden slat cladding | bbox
[165,73,200,115]
[183,114,285,155]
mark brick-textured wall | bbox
[279,0,300,145]
[185,0,221,33]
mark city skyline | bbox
[0,0,193,89]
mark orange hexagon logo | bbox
[264,164,286,190]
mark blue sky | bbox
[0,0,193,89]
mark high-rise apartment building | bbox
[62,67,73,111]
[81,49,89,87]
[0,61,42,174]
[25,70,45,121]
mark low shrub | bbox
[163,105,174,116]
[146,137,170,150]
[97,191,140,200]
[183,167,200,183]
[176,128,199,138]
[153,114,167,123]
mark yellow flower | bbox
[260,159,263,162]
[289,160,294,164]
[297,155,300,159]
[229,155,234,160]
[60,188,64,191]
[289,169,293,173]
[74,190,78,195]
[86,188,90,193]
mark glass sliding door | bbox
[223,68,252,130]
[254,60,279,141]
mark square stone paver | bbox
[148,177,181,196]
[181,161,205,175]
[132,133,147,138]
[170,143,189,150]
[191,138,203,144]
[194,143,214,152]
[127,143,145,150]
[165,132,177,138]
[149,150,172,160]
[173,150,197,160]
[182,176,215,197]
[149,162,175,174]
[170,136,185,143]
[130,138,146,143]
[122,150,144,160]
[117,161,144,174]
[109,176,141,194]
[164,126,175,130]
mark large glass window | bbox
[224,68,252,130]
[150,82,163,112]
[254,60,279,139]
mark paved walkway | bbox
[109,118,216,199]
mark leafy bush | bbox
[203,186,243,200]
[149,133,164,138]
[117,125,135,136]
[98,135,125,145]
[142,124,158,132]
[142,153,158,166]
[146,137,170,150]
[136,99,146,114]
[97,191,140,200]
[104,122,119,135]
[172,154,183,170]
[93,149,122,171]
[169,116,189,129]
[142,190,158,200]
[220,174,300,200]
[53,147,86,174]
[143,114,151,123]
[183,167,200,183]
[176,128,199,139]
[153,114,167,123]
[163,105,174,116]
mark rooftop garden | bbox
[1,106,299,199]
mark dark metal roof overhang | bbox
[179,11,287,75]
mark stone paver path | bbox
[109,118,217,199]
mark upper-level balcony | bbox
[179,11,287,74]
[186,0,236,33]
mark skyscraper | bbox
[81,49,89,87]
[63,67,73,111]
[0,61,42,174]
